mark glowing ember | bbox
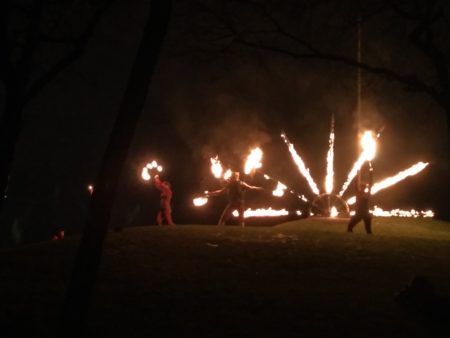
[281,133,320,195]
[325,130,335,194]
[371,206,434,218]
[339,130,377,195]
[232,208,289,218]
[157,165,163,172]
[244,147,263,175]
[193,197,208,207]
[272,181,287,197]
[141,167,151,181]
[87,185,94,194]
[210,156,223,179]
[330,206,338,217]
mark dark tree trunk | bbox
[59,0,172,335]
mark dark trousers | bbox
[347,213,372,234]
[219,201,245,226]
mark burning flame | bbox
[339,131,377,195]
[223,169,232,180]
[281,133,320,195]
[244,147,263,175]
[330,206,338,217]
[210,156,223,179]
[371,206,434,218]
[272,181,287,197]
[232,208,289,218]
[193,197,208,207]
[361,130,376,161]
[141,167,151,181]
[325,130,335,194]
[347,161,429,205]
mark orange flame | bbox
[193,197,208,207]
[325,131,335,194]
[281,133,320,195]
[210,156,223,179]
[347,161,429,205]
[223,169,232,180]
[272,181,287,197]
[371,206,434,218]
[232,208,289,218]
[339,131,376,195]
[141,167,151,181]
[244,147,263,175]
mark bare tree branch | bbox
[24,0,115,102]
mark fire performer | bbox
[206,171,263,227]
[154,174,175,226]
[347,165,373,234]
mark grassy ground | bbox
[1,217,450,337]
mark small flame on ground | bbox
[371,206,434,218]
[330,206,338,217]
[193,197,208,207]
[281,133,320,195]
[232,208,289,218]
[272,181,287,197]
[244,147,263,175]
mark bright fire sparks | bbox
[272,181,287,197]
[371,206,434,218]
[347,162,429,205]
[325,130,335,194]
[244,147,263,175]
[210,156,223,179]
[232,208,289,218]
[281,133,320,195]
[193,197,208,207]
[339,131,377,195]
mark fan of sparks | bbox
[193,124,433,218]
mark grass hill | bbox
[1,217,450,337]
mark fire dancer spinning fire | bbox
[154,174,175,226]
[206,171,263,227]
[347,165,373,234]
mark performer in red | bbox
[154,175,175,226]
[207,171,263,227]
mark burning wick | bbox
[244,147,263,175]
[87,185,94,194]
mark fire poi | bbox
[141,160,164,181]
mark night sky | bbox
[1,0,449,246]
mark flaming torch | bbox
[210,156,223,179]
[244,147,263,175]
[339,130,377,195]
